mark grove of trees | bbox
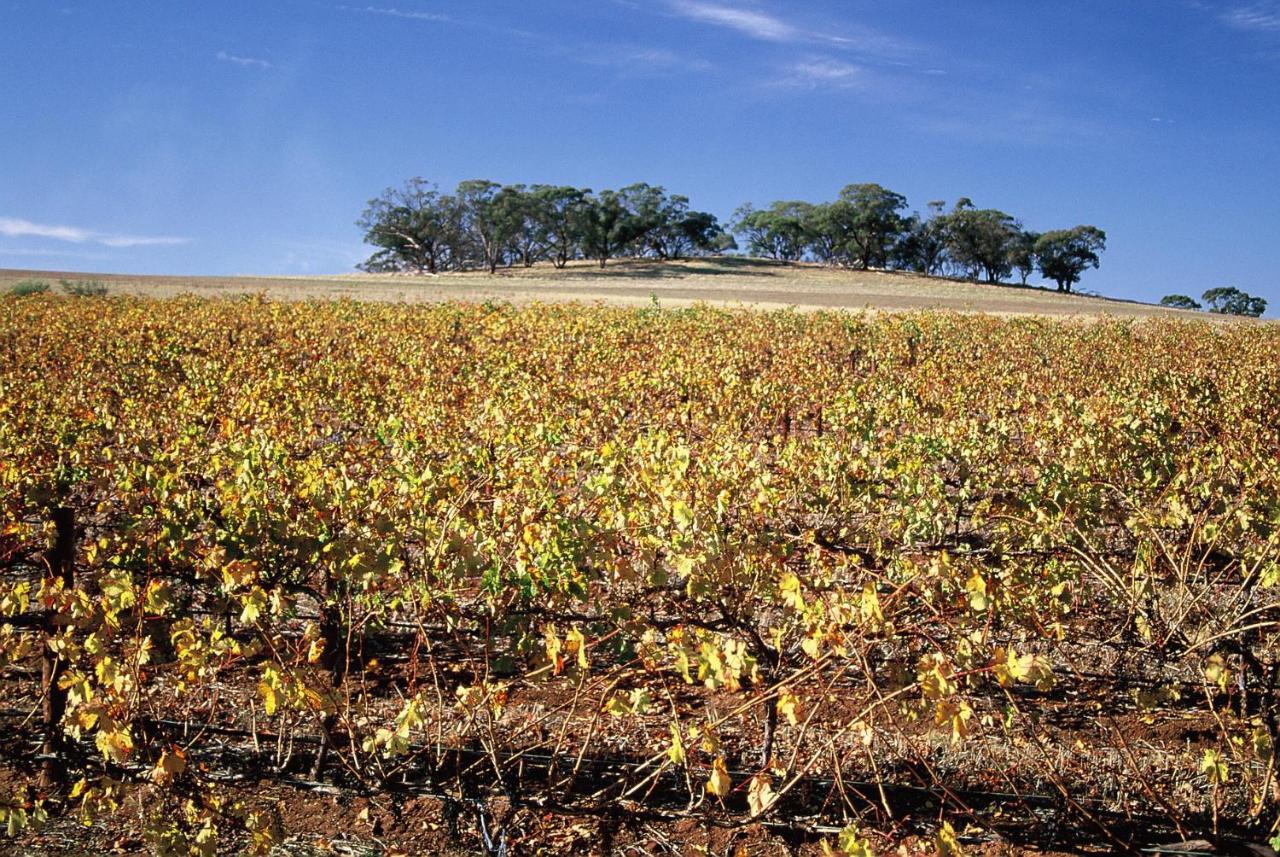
[358,178,728,273]
[1162,287,1269,317]
[359,178,1110,294]
[732,185,1108,292]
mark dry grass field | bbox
[0,257,1203,317]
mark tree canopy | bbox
[1202,287,1267,317]
[1033,227,1107,293]
[358,179,723,272]
[729,186,1109,292]
[356,179,1280,310]
[1159,294,1202,310]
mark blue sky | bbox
[1,1,1278,307]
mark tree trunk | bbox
[40,507,75,787]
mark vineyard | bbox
[1,294,1278,855]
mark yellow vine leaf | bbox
[707,756,730,797]
[1201,748,1228,785]
[746,773,776,817]
[95,722,134,765]
[150,748,187,784]
[1203,654,1232,693]
[671,500,694,530]
[826,823,874,857]
[779,573,805,611]
[935,700,973,744]
[667,722,685,765]
[543,624,563,675]
[935,820,966,856]
[859,583,883,628]
[565,627,588,671]
[777,688,801,726]
[965,571,989,612]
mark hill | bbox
[1,257,1198,317]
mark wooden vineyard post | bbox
[40,506,75,787]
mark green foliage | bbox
[1160,294,1202,310]
[1007,230,1041,285]
[835,182,909,270]
[356,178,461,274]
[940,202,1023,283]
[731,201,812,261]
[895,200,949,275]
[731,188,1104,293]
[361,177,1111,297]
[1202,286,1267,317]
[58,279,108,297]
[1034,225,1107,292]
[359,178,723,272]
[9,279,49,296]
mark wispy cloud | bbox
[216,51,273,69]
[0,218,189,248]
[1221,2,1280,31]
[579,46,714,76]
[0,247,117,262]
[664,1,914,63]
[339,5,451,23]
[783,58,862,87]
[667,1,796,41]
[915,107,1111,148]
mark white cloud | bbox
[790,58,861,83]
[0,247,116,262]
[579,46,715,75]
[339,5,451,22]
[1222,3,1280,31]
[216,51,273,69]
[664,1,914,62]
[0,218,189,248]
[667,1,797,41]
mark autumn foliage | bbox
[1,295,1278,852]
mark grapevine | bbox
[0,295,1277,853]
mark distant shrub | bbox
[59,278,109,297]
[9,279,50,296]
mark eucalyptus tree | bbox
[941,202,1022,283]
[1008,229,1041,285]
[574,190,645,268]
[1034,226,1107,293]
[357,178,462,274]
[667,210,724,258]
[530,185,590,268]
[494,184,546,267]
[1202,286,1267,317]
[732,202,812,261]
[893,200,949,275]
[835,183,908,270]
[457,179,519,273]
